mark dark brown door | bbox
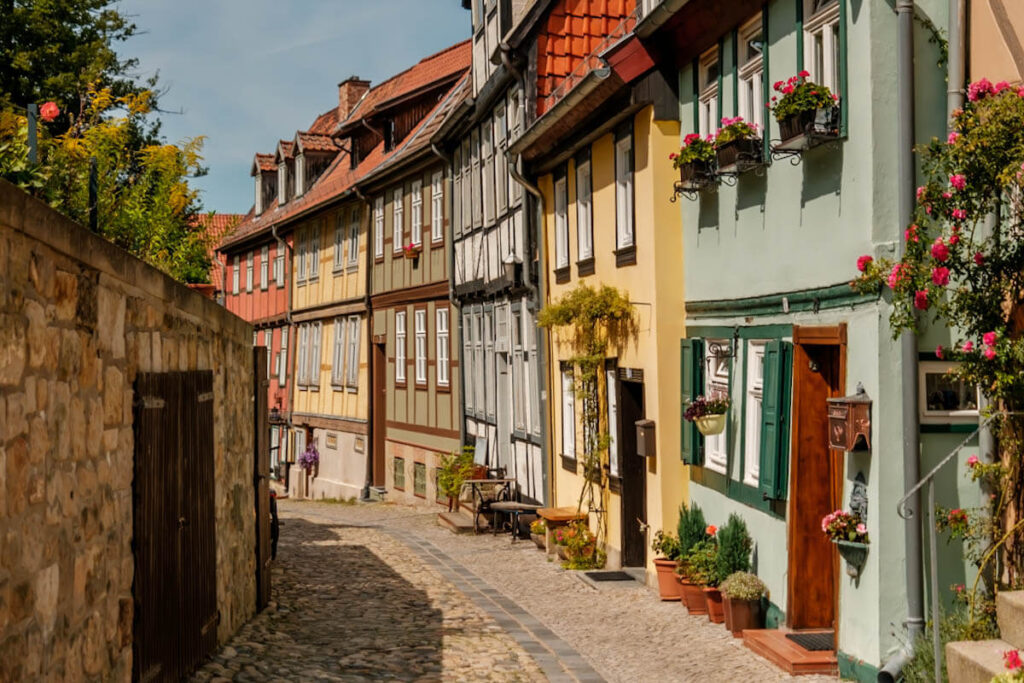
[787,341,843,630]
[619,379,646,567]
[253,348,271,611]
[372,342,387,486]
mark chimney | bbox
[338,76,371,121]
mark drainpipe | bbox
[271,224,297,493]
[879,1,923,681]
[500,43,522,82]
[430,142,466,447]
[947,0,965,117]
[353,185,375,501]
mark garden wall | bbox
[0,180,256,681]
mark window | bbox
[743,341,766,486]
[698,48,720,138]
[804,1,841,96]
[296,232,307,282]
[395,311,407,384]
[512,309,525,432]
[232,255,239,294]
[453,148,463,238]
[348,207,360,267]
[463,311,474,413]
[414,309,427,385]
[278,327,288,386]
[332,318,347,386]
[484,308,495,419]
[575,155,593,262]
[920,361,980,423]
[431,172,444,243]
[436,308,450,387]
[294,429,305,464]
[297,324,308,387]
[277,163,287,205]
[374,196,384,258]
[295,154,305,196]
[394,456,405,490]
[473,309,484,416]
[392,188,404,252]
[614,131,634,251]
[411,179,423,246]
[274,247,284,287]
[738,16,765,132]
[264,329,273,377]
[554,176,569,269]
[461,138,472,233]
[413,461,426,497]
[346,315,360,388]
[308,322,322,389]
[494,108,508,214]
[704,339,730,475]
[606,362,619,478]
[245,251,254,292]
[470,128,482,226]
[482,122,495,224]
[260,246,268,290]
[307,224,319,280]
[526,308,540,435]
[255,175,263,215]
[560,363,575,459]
[334,214,345,269]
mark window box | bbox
[715,138,763,175]
[775,107,841,151]
[402,244,422,260]
[678,160,716,191]
[695,414,727,436]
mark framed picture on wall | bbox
[918,361,979,424]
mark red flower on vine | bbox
[39,101,59,122]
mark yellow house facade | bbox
[535,103,685,578]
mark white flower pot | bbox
[695,414,726,436]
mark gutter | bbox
[508,66,613,158]
[879,1,923,680]
[270,223,297,488]
[353,184,376,502]
[633,0,689,39]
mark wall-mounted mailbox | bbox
[826,384,872,451]
[636,419,656,457]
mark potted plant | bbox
[437,446,475,512]
[684,395,730,436]
[298,442,319,478]
[671,133,716,190]
[561,520,605,569]
[822,509,870,578]
[687,533,725,623]
[770,71,840,148]
[675,502,709,613]
[713,116,762,174]
[720,571,766,637]
[714,514,756,632]
[403,242,422,260]
[651,530,682,600]
[529,518,547,550]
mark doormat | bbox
[785,632,835,652]
[583,571,636,582]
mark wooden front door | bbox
[787,328,845,630]
[372,341,387,486]
[253,348,271,611]
[619,378,647,567]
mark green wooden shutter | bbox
[680,338,704,465]
[759,340,792,501]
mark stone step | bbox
[947,639,1014,683]
[742,629,837,676]
[437,511,483,534]
[998,591,1024,650]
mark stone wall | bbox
[0,181,256,681]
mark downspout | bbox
[430,142,466,447]
[879,1,923,680]
[353,185,375,501]
[271,224,297,493]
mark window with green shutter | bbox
[680,338,705,465]
[758,340,793,501]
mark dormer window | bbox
[384,119,396,153]
[278,163,287,205]
[255,174,263,215]
[295,154,306,197]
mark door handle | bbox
[179,516,190,528]
[637,518,649,534]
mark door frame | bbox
[786,324,846,633]
[372,340,387,486]
[617,371,647,568]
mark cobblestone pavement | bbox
[195,500,839,682]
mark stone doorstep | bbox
[437,510,479,534]
[998,591,1024,651]
[946,639,1013,683]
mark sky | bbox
[116,1,471,214]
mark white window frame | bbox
[463,311,474,413]
[698,47,720,138]
[334,214,345,270]
[308,322,321,390]
[232,255,240,294]
[512,308,525,431]
[346,315,360,389]
[494,108,508,214]
[614,134,634,250]
[295,153,305,196]
[296,231,307,283]
[348,207,360,267]
[804,1,841,96]
[414,309,427,386]
[297,324,308,388]
[255,175,263,215]
[575,157,593,261]
[919,360,981,424]
[526,308,540,436]
[431,172,444,243]
[278,327,288,386]
[484,308,495,419]
[606,363,619,477]
[245,251,254,292]
[411,179,423,247]
[554,176,569,269]
[263,329,273,378]
[560,364,575,459]
[277,163,287,205]
[482,122,495,224]
[392,187,404,253]
[395,311,407,384]
[436,307,450,387]
[259,246,269,290]
[743,341,767,486]
[331,318,347,387]
[704,339,730,475]
[274,246,284,287]
[307,223,319,281]
[374,196,384,258]
[738,15,765,132]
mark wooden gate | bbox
[254,347,271,610]
[132,371,218,682]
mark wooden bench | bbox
[537,506,587,557]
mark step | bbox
[998,591,1024,650]
[946,639,1014,683]
[437,511,484,534]
[742,629,838,676]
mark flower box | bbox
[695,414,726,436]
[834,539,869,579]
[678,160,715,191]
[776,107,841,151]
[403,245,422,260]
[714,138,763,175]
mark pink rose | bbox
[914,290,929,310]
[931,239,949,262]
[963,341,975,353]
[856,255,873,272]
[983,331,997,346]
[669,153,678,160]
[967,454,979,467]
[974,252,985,266]
[952,208,967,220]
[995,80,1011,93]
[948,130,960,144]
[932,267,950,286]
[950,174,967,191]
[1018,86,1024,98]
[985,346,997,360]
[888,263,907,289]
[773,80,784,91]
[942,192,952,200]
[39,101,59,122]
[856,523,867,534]
[936,345,944,359]
[968,78,994,102]
[949,233,960,246]
[916,186,926,200]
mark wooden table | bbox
[461,478,514,533]
[489,501,544,543]
[537,506,587,557]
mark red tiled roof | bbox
[194,212,244,286]
[276,140,295,161]
[252,153,275,174]
[308,107,340,135]
[296,132,339,153]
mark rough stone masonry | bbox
[0,180,257,682]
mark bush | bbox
[677,502,707,558]
[903,597,999,683]
[685,538,720,586]
[437,446,475,499]
[715,514,753,584]
[720,572,766,602]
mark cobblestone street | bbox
[194,500,840,682]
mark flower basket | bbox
[403,245,422,260]
[695,414,726,436]
[678,160,715,190]
[834,539,869,578]
[777,107,840,150]
[654,558,681,601]
[715,138,763,174]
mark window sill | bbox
[347,263,359,273]
[332,264,346,275]
[396,380,408,389]
[560,454,577,473]
[414,381,427,390]
[554,265,570,284]
[615,245,637,267]
[346,385,358,394]
[296,280,306,287]
[576,257,595,277]
[331,383,345,392]
[436,383,451,393]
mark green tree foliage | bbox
[676,501,707,558]
[714,514,752,584]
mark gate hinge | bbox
[197,391,214,403]
[141,396,165,409]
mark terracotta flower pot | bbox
[703,587,725,624]
[556,545,568,561]
[654,559,681,601]
[680,579,708,615]
[531,533,546,549]
[723,596,763,637]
